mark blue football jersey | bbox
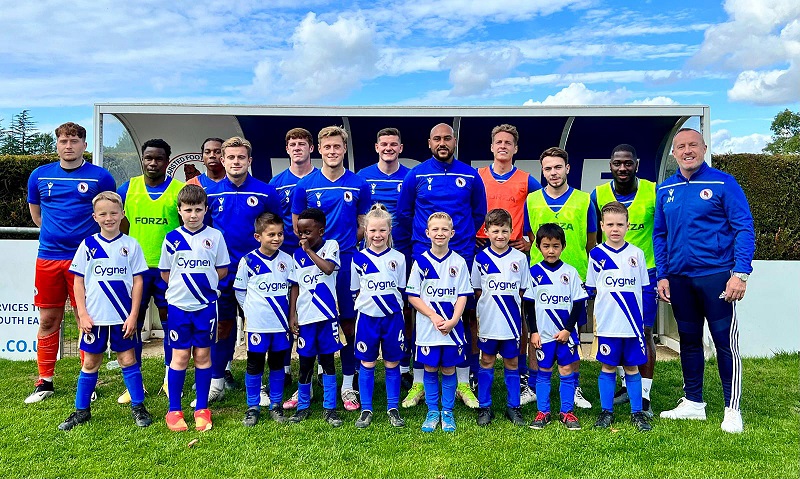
[357,163,409,229]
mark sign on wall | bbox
[0,241,40,360]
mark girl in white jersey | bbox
[351,204,408,428]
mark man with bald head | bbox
[396,123,487,409]
[654,128,754,433]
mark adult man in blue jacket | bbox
[654,128,754,434]
[395,123,487,409]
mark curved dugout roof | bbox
[94,104,709,191]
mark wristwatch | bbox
[732,272,749,282]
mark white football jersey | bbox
[406,249,472,347]
[158,226,230,311]
[289,240,339,325]
[234,249,293,333]
[523,260,588,345]
[471,247,532,340]
[351,247,407,318]
[586,242,649,338]
[70,233,148,326]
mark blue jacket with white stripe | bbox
[654,162,755,279]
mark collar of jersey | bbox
[489,164,517,181]
[223,174,251,189]
[428,157,458,171]
[180,225,207,236]
[540,259,563,272]
[255,249,280,261]
[425,248,452,263]
[676,161,710,182]
[96,232,123,243]
[542,186,574,202]
[600,241,629,254]
[365,247,391,257]
[485,246,512,258]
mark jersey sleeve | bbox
[470,260,482,291]
[288,257,298,284]
[69,240,88,276]
[116,181,131,204]
[586,199,598,234]
[233,257,249,291]
[522,268,537,301]
[405,261,421,297]
[129,241,149,276]
[457,259,473,296]
[357,180,372,215]
[519,263,533,292]
[396,254,407,290]
[523,206,532,235]
[723,178,756,274]
[393,171,415,255]
[158,238,173,271]
[290,184,308,215]
[638,249,649,287]
[350,260,360,292]
[571,269,589,302]
[215,233,231,268]
[98,169,116,193]
[264,184,283,218]
[585,250,597,288]
[471,173,488,232]
[26,168,40,205]
[326,240,340,269]
[527,175,542,193]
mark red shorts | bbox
[34,258,76,309]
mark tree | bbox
[763,108,800,154]
[27,132,56,154]
[1,110,39,154]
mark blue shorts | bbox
[336,250,356,321]
[536,339,580,370]
[247,331,291,354]
[477,337,520,359]
[642,270,658,329]
[416,344,466,368]
[596,336,647,367]
[140,268,167,309]
[355,311,406,362]
[167,303,217,349]
[297,320,343,357]
[80,324,137,354]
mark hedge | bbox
[714,153,800,260]
[1,153,797,260]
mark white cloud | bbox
[631,96,678,105]
[711,129,771,153]
[524,83,632,105]
[445,48,522,96]
[247,12,379,102]
[694,0,800,104]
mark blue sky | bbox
[1,0,797,153]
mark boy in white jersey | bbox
[159,185,230,432]
[586,201,651,432]
[523,224,588,430]
[472,209,531,427]
[406,212,472,433]
[351,204,407,428]
[234,212,294,426]
[288,208,344,427]
[59,192,152,431]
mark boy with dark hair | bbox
[287,207,345,427]
[234,212,294,426]
[524,223,588,430]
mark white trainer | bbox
[520,384,537,405]
[721,407,743,433]
[573,387,592,409]
[259,385,271,408]
[190,383,225,408]
[660,397,707,420]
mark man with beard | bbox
[396,123,487,409]
[590,144,657,417]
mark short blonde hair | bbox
[92,191,123,209]
[222,136,252,157]
[318,126,348,145]
[491,124,518,145]
[427,211,453,228]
